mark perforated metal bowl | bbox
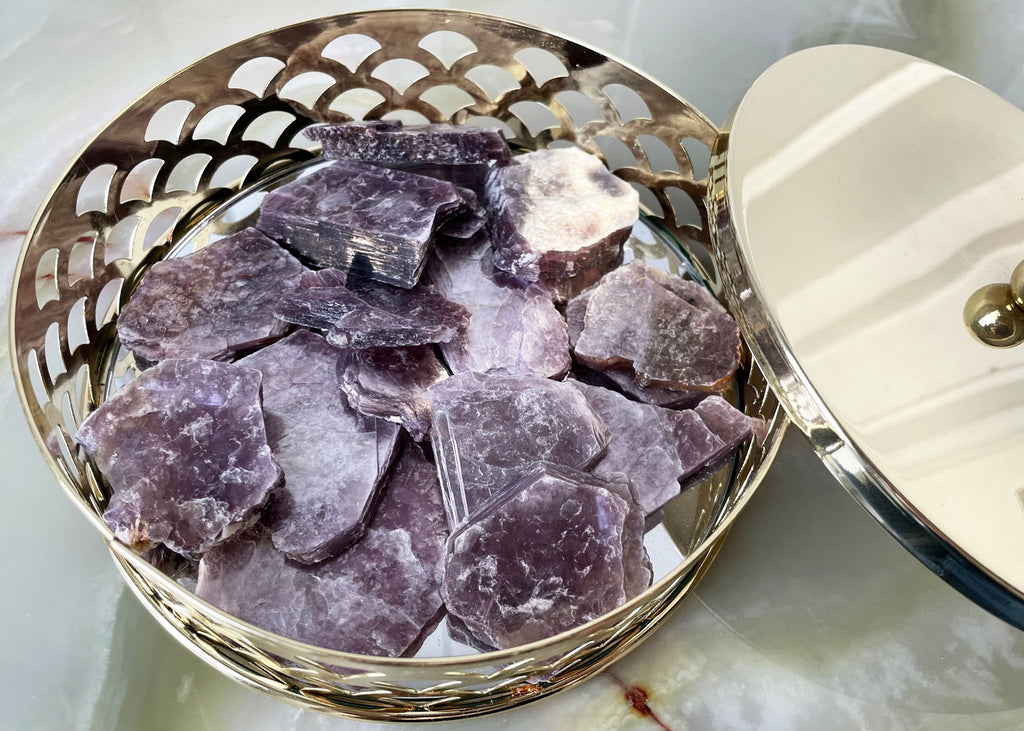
[10,9,786,721]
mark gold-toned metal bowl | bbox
[10,9,787,721]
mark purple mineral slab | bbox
[571,363,708,410]
[116,228,305,363]
[696,395,767,446]
[570,380,733,515]
[197,443,449,657]
[256,160,467,288]
[75,359,281,556]
[273,284,364,330]
[485,147,638,283]
[308,121,511,165]
[238,330,401,563]
[338,345,448,441]
[574,264,741,393]
[427,237,570,378]
[427,371,610,527]
[441,463,651,649]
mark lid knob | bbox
[963,267,1024,348]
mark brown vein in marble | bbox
[606,671,673,730]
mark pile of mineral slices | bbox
[75,121,762,656]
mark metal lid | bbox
[711,44,1024,627]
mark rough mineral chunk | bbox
[438,187,487,240]
[197,443,449,657]
[572,363,707,410]
[308,121,511,165]
[571,380,742,515]
[238,330,401,563]
[427,237,570,378]
[427,371,610,526]
[696,395,766,446]
[338,345,448,441]
[256,160,467,288]
[116,228,305,363]
[75,359,281,556]
[485,147,638,284]
[441,463,651,649]
[574,264,741,392]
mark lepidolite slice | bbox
[441,463,651,649]
[75,359,281,556]
[238,330,400,563]
[571,380,750,515]
[338,345,448,441]
[256,160,467,288]
[427,371,609,526]
[485,147,638,287]
[427,237,570,378]
[197,443,448,657]
[308,121,511,165]
[117,228,305,363]
[574,264,740,393]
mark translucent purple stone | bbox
[427,371,610,527]
[574,263,741,393]
[256,160,468,288]
[196,443,449,657]
[238,330,401,563]
[427,237,570,378]
[441,463,651,649]
[116,228,305,363]
[75,359,281,556]
[308,121,511,165]
[571,380,747,515]
[338,345,448,441]
[485,147,638,286]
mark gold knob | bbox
[964,282,1024,347]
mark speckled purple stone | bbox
[308,121,511,165]
[427,237,570,378]
[75,359,281,556]
[441,463,650,649]
[338,345,448,441]
[238,330,401,563]
[256,160,467,288]
[196,443,449,657]
[427,371,610,527]
[116,228,305,363]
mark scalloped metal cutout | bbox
[34,247,59,309]
[665,185,702,229]
[93,277,124,330]
[143,207,183,250]
[327,87,387,120]
[66,296,90,357]
[44,320,66,381]
[278,71,337,109]
[593,135,639,171]
[637,134,679,173]
[602,84,652,123]
[321,33,383,73]
[513,47,568,86]
[508,100,561,137]
[681,137,709,181]
[104,216,140,264]
[380,109,431,126]
[209,154,258,189]
[463,115,515,138]
[228,56,286,97]
[164,153,212,194]
[26,349,49,414]
[464,64,520,101]
[120,158,165,204]
[242,110,297,147]
[419,84,476,119]
[193,104,247,144]
[145,99,196,144]
[370,58,430,96]
[417,30,477,70]
[76,164,116,216]
[66,232,97,287]
[554,90,606,128]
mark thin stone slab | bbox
[574,264,741,393]
[427,371,610,527]
[571,363,708,410]
[696,395,767,445]
[257,160,467,288]
[117,228,305,363]
[238,330,401,563]
[308,121,511,165]
[197,443,449,657]
[485,147,638,283]
[427,237,570,378]
[438,187,487,240]
[571,380,736,515]
[441,463,651,649]
[338,345,448,441]
[75,359,281,556]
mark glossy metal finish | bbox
[9,9,786,720]
[964,282,1024,348]
[712,45,1024,629]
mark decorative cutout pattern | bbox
[10,9,784,722]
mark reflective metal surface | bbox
[713,44,1024,628]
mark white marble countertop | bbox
[4,2,1024,729]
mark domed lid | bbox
[712,44,1024,627]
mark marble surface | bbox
[3,1,1024,729]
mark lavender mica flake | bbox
[308,121,511,166]
[75,359,281,556]
[116,228,305,363]
[238,330,400,563]
[197,443,449,657]
[441,463,651,650]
